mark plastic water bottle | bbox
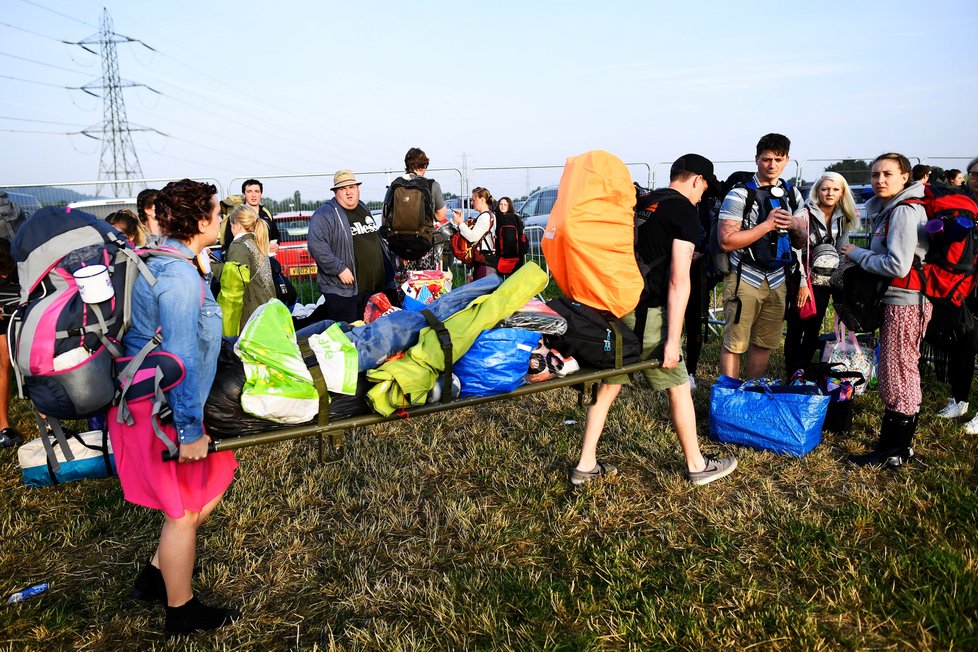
[7,583,48,604]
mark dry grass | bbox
[1,337,976,650]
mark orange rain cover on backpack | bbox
[541,150,641,317]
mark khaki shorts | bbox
[603,307,689,390]
[722,273,786,354]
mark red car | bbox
[272,211,317,278]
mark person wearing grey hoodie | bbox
[308,170,391,323]
[842,153,930,469]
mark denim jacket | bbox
[124,238,222,444]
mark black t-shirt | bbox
[344,204,385,294]
[636,188,700,308]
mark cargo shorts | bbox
[603,307,689,390]
[721,272,786,354]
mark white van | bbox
[67,198,138,220]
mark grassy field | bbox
[1,330,976,650]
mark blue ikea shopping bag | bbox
[455,328,541,397]
[709,376,829,457]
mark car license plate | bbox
[288,265,317,277]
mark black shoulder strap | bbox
[421,309,453,403]
[739,184,758,228]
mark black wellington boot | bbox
[884,411,919,469]
[848,409,911,468]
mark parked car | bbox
[444,197,478,220]
[67,197,137,220]
[3,190,42,218]
[519,185,559,252]
[272,210,317,278]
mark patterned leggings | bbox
[879,302,933,415]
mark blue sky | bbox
[2,0,977,190]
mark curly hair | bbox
[156,179,218,242]
[136,188,158,224]
[495,196,516,215]
[404,147,430,173]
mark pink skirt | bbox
[108,403,237,519]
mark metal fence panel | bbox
[467,163,651,206]
[0,177,224,218]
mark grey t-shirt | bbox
[406,172,446,211]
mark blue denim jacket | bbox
[124,238,222,444]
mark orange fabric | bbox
[542,150,641,317]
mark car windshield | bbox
[277,220,309,239]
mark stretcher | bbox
[163,359,661,463]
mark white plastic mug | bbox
[73,265,114,304]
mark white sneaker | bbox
[937,398,969,419]
[963,413,978,434]
[688,374,697,390]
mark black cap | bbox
[671,153,719,190]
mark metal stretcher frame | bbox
[189,359,662,463]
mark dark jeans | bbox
[784,284,832,375]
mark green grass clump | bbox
[1,335,976,650]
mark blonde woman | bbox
[219,205,274,335]
[784,172,859,373]
[106,208,148,247]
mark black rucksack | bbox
[544,297,641,369]
[382,175,436,261]
[830,263,889,333]
[493,211,528,275]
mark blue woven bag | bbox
[709,376,830,457]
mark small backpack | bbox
[382,175,436,261]
[450,221,489,265]
[493,211,528,275]
[706,171,755,281]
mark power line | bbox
[0,50,90,74]
[17,0,96,28]
[0,19,72,43]
[0,73,72,88]
[0,115,88,127]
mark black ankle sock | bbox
[165,595,240,635]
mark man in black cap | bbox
[570,154,737,488]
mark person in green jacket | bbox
[219,205,275,335]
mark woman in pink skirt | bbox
[109,179,240,635]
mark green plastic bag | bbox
[234,300,320,424]
[307,323,358,395]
